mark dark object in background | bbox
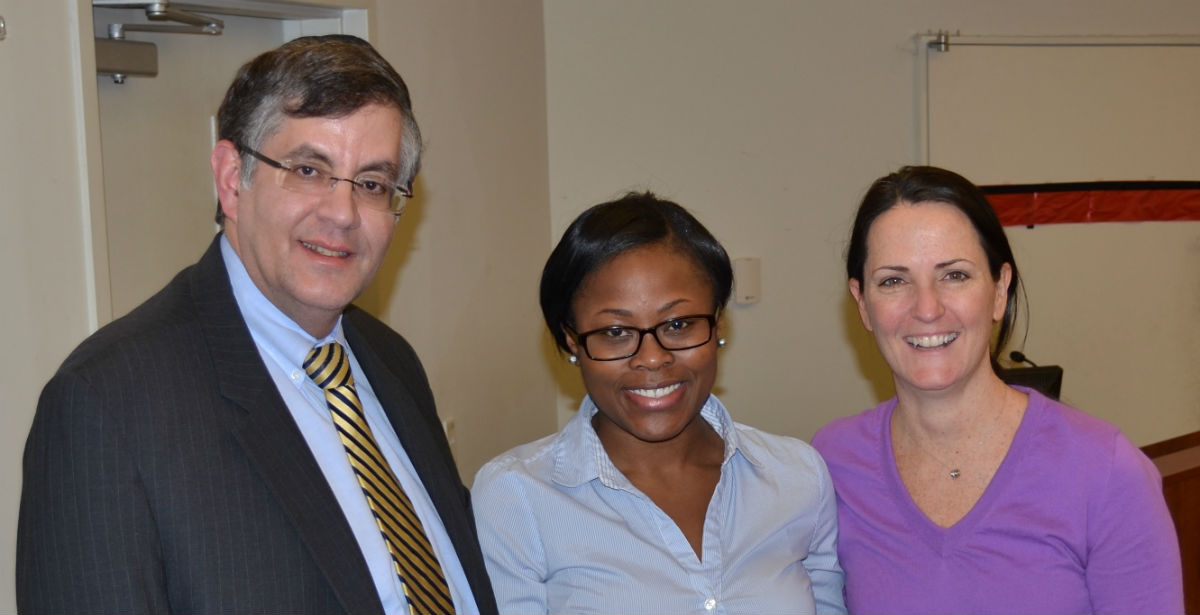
[998,351,1063,399]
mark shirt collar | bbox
[550,394,760,489]
[220,234,346,368]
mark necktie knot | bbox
[304,342,354,390]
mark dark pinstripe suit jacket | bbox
[16,236,497,614]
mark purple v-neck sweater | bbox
[812,388,1182,614]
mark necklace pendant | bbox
[949,469,961,479]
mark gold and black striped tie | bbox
[304,342,455,615]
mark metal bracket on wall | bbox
[94,1,223,83]
[926,30,955,52]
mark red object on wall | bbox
[981,181,1200,227]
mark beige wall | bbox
[543,0,1200,443]
[7,0,1200,611]
[0,2,98,612]
[925,43,1200,446]
[368,1,556,478]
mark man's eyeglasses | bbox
[568,314,718,361]
[237,144,411,216]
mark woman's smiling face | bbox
[566,242,721,445]
[850,201,1011,396]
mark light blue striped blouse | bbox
[472,395,845,615]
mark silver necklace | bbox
[899,395,1009,481]
[909,437,965,480]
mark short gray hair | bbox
[214,34,422,224]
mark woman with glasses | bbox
[472,192,845,614]
[812,166,1182,614]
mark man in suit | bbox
[17,35,496,615]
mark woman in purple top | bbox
[811,166,1182,614]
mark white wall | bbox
[543,0,1200,443]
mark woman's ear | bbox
[563,327,581,358]
[849,278,873,332]
[994,263,1013,322]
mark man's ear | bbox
[211,140,243,223]
[849,278,873,332]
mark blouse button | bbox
[704,598,716,611]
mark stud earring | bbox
[717,338,726,348]
[568,355,579,365]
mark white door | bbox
[91,1,369,318]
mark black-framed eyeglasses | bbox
[237,144,412,216]
[568,314,717,361]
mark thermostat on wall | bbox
[733,257,761,305]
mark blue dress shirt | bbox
[220,237,478,614]
[472,395,845,614]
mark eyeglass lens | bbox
[274,163,401,212]
[582,316,714,360]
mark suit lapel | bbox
[344,324,448,477]
[191,237,384,615]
